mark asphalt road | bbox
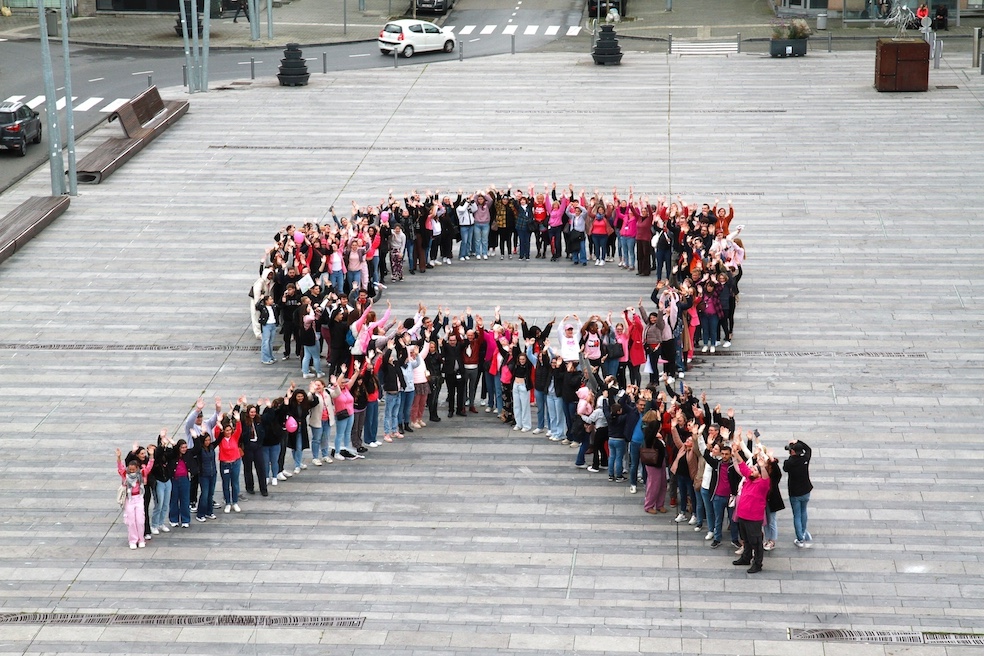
[0,0,585,194]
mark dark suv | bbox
[0,101,43,157]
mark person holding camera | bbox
[784,439,813,547]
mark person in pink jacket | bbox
[117,445,155,549]
[732,437,771,573]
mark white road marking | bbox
[480,24,496,34]
[469,38,480,42]
[503,24,517,34]
[566,25,581,36]
[545,25,559,35]
[88,77,104,82]
[100,98,128,113]
[444,25,456,31]
[26,95,46,109]
[55,96,77,110]
[74,97,104,112]
[524,25,538,34]
[458,25,475,34]
[349,53,370,57]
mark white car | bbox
[378,19,455,58]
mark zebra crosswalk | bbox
[446,24,583,37]
[4,94,131,113]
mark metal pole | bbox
[250,0,260,40]
[393,47,398,68]
[179,3,196,91]
[666,0,672,11]
[147,74,153,87]
[828,31,832,52]
[980,51,983,75]
[250,56,255,79]
[322,51,327,73]
[388,0,391,14]
[190,0,201,88]
[266,0,273,39]
[955,2,960,28]
[183,64,188,86]
[933,39,942,68]
[343,0,347,35]
[459,39,463,61]
[668,33,672,54]
[59,0,76,196]
[973,28,981,69]
[37,0,64,196]
[511,33,515,54]
[202,0,210,91]
[736,32,740,53]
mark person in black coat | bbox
[784,440,813,547]
[261,398,287,484]
[240,404,269,497]
[441,334,466,417]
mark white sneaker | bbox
[688,516,698,525]
[324,456,333,463]
[368,442,380,448]
[460,257,465,261]
[512,425,520,431]
[710,346,716,353]
[483,254,488,260]
[271,477,278,486]
[150,527,160,535]
[674,513,686,523]
[159,525,170,533]
[312,458,322,466]
[232,503,241,512]
[705,531,714,541]
[485,407,492,413]
[701,345,709,353]
[532,428,542,434]
[666,376,674,384]
[224,505,231,514]
[722,340,731,348]
[694,524,703,532]
[598,259,604,266]
[629,485,637,494]
[300,463,307,470]
[293,467,301,474]
[277,472,288,481]
[521,428,530,433]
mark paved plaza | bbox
[0,50,983,655]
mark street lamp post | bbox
[37,0,65,196]
[59,0,77,196]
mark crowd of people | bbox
[118,185,815,573]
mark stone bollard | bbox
[277,43,310,87]
[592,24,623,65]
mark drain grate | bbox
[211,145,521,152]
[0,612,364,628]
[731,351,927,359]
[0,343,259,352]
[935,85,959,89]
[791,629,984,645]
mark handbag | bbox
[116,483,128,507]
[640,446,659,467]
[606,334,624,360]
[335,408,351,420]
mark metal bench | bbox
[76,86,189,185]
[0,195,71,266]
[670,40,741,56]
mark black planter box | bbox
[770,38,807,57]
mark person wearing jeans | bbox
[257,295,278,364]
[472,221,490,258]
[195,434,217,519]
[216,421,243,513]
[784,439,813,546]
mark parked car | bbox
[378,19,455,58]
[0,101,42,157]
[415,0,455,14]
[586,0,627,19]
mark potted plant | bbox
[770,17,811,57]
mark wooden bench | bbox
[0,196,70,266]
[76,86,189,184]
